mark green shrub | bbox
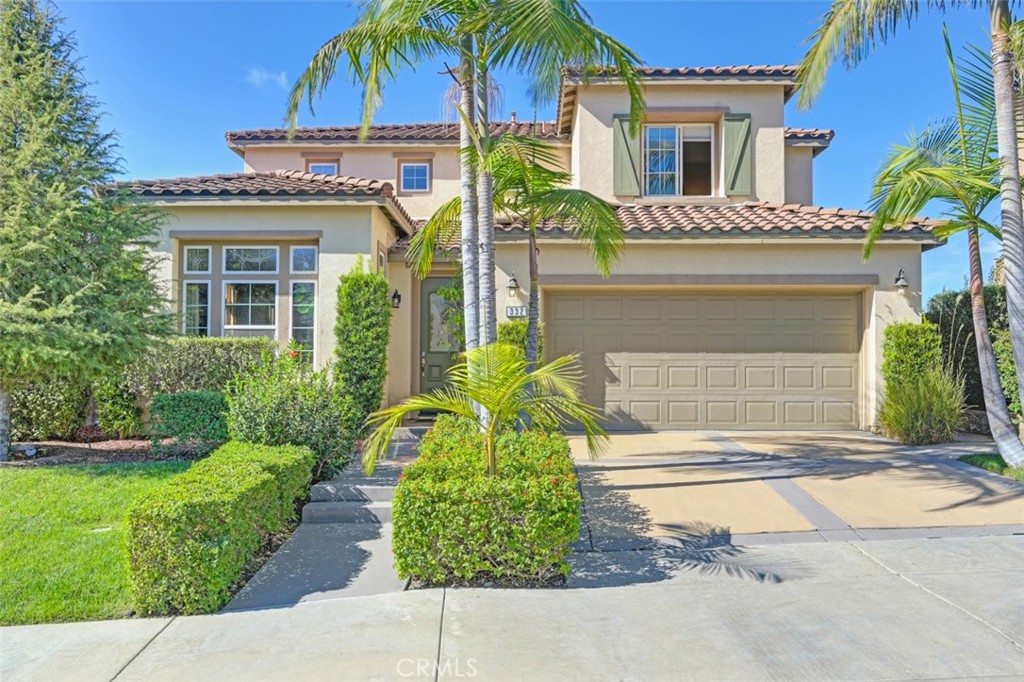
[227,351,360,480]
[498,319,544,361]
[878,366,966,445]
[126,442,314,615]
[882,321,942,390]
[149,391,228,458]
[94,375,143,438]
[11,379,89,442]
[393,415,580,584]
[926,286,1007,406]
[334,259,392,432]
[125,337,274,401]
[993,329,1020,418]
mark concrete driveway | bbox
[569,431,1024,546]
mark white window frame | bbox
[307,162,338,175]
[642,123,718,198]
[222,280,279,336]
[181,279,211,336]
[289,280,318,365]
[223,245,280,275]
[183,245,212,275]
[399,161,431,193]
[290,245,318,274]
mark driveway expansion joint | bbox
[110,616,175,682]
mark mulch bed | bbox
[2,439,185,467]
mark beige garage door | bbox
[546,292,861,430]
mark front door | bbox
[420,277,460,396]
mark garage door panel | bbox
[546,292,860,430]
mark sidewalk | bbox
[3,535,1022,681]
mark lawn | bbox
[0,462,190,625]
[959,453,1024,483]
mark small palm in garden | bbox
[362,344,607,476]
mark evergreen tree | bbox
[0,0,170,459]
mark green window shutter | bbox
[723,113,752,196]
[612,115,641,196]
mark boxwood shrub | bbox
[149,391,228,458]
[392,415,580,585]
[497,319,544,361]
[126,442,314,616]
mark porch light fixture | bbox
[894,269,909,289]
[391,289,402,308]
[507,272,520,297]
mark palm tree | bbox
[407,134,625,372]
[361,343,608,475]
[285,0,646,356]
[865,32,1024,467]
[796,0,1024,418]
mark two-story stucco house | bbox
[117,65,941,432]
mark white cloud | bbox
[246,67,288,91]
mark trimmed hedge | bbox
[227,351,360,480]
[334,259,392,431]
[126,337,275,400]
[882,322,942,389]
[10,378,90,442]
[498,319,544,361]
[149,391,228,458]
[392,415,580,584]
[126,442,314,616]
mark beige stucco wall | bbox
[784,146,814,204]
[152,202,385,367]
[385,238,926,430]
[241,143,570,220]
[571,83,788,203]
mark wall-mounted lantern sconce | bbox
[507,272,520,297]
[391,289,402,309]
[894,269,909,289]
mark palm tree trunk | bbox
[525,229,540,371]
[990,0,1024,409]
[476,66,497,346]
[459,43,480,354]
[0,384,11,462]
[969,224,1024,467]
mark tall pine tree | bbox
[0,0,170,459]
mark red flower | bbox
[288,350,299,358]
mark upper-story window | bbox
[643,124,715,197]
[224,246,279,274]
[307,161,339,175]
[399,161,431,193]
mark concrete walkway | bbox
[224,429,425,610]
[4,535,1022,681]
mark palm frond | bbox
[797,0,935,109]
[407,195,462,278]
[531,189,625,275]
[488,0,646,132]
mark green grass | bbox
[959,453,1024,483]
[0,462,190,625]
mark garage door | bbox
[546,292,861,430]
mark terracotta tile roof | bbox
[784,128,835,143]
[112,169,393,197]
[393,201,940,252]
[562,64,798,80]
[111,170,415,234]
[225,121,564,145]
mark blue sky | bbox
[58,0,1004,301]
